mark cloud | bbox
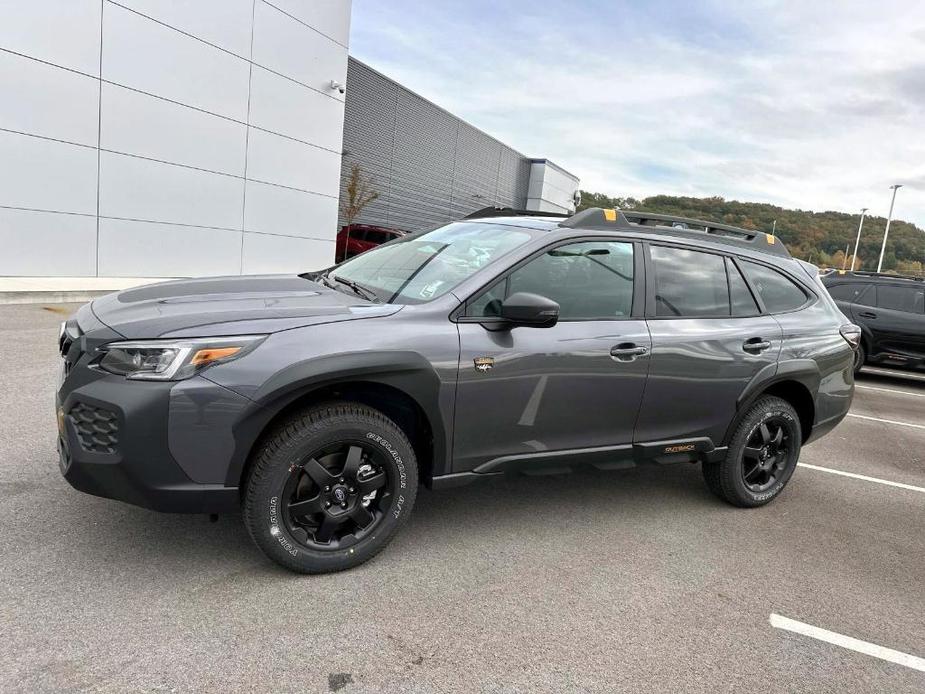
[350,0,925,227]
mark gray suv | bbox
[56,207,859,573]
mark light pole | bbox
[771,219,777,235]
[850,207,868,271]
[876,184,903,273]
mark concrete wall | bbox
[0,0,351,277]
[339,58,535,233]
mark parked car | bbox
[56,207,858,573]
[821,270,925,374]
[335,224,406,260]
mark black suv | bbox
[56,208,858,573]
[822,270,925,374]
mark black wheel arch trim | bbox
[222,351,450,488]
[723,358,820,446]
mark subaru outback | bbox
[56,207,859,573]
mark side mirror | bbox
[500,292,559,328]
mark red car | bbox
[336,224,406,261]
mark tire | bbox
[243,402,418,574]
[853,342,865,375]
[703,396,801,508]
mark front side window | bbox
[466,241,635,320]
[650,246,729,317]
[740,260,808,313]
[329,222,532,304]
[877,285,925,313]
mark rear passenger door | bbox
[634,245,782,446]
[863,283,925,361]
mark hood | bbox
[91,274,401,339]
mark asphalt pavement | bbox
[1,303,922,693]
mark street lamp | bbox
[876,184,903,273]
[850,207,868,271]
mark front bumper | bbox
[56,319,250,513]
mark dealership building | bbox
[0,0,579,280]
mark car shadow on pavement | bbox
[48,462,716,577]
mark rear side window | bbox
[740,261,808,313]
[877,285,925,313]
[650,246,729,317]
[827,283,869,302]
[727,259,760,316]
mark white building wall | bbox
[525,159,581,214]
[0,0,351,278]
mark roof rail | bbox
[826,269,924,282]
[465,206,570,220]
[559,207,791,258]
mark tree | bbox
[339,164,380,261]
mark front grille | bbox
[68,402,120,454]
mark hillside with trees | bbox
[577,192,925,276]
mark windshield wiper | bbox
[327,274,380,303]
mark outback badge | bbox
[474,357,494,373]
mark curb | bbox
[0,290,115,305]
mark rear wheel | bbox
[853,342,865,375]
[243,402,417,573]
[703,396,801,507]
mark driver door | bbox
[452,239,650,473]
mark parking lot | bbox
[1,302,922,693]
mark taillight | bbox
[839,324,862,350]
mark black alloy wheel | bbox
[741,418,791,493]
[702,395,801,507]
[282,441,390,550]
[244,402,418,573]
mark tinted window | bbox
[827,283,868,302]
[856,285,876,307]
[651,246,729,317]
[466,241,635,320]
[364,230,389,244]
[741,261,808,313]
[727,258,760,317]
[877,285,925,313]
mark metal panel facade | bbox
[339,58,532,233]
[0,0,350,277]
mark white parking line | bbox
[862,366,925,382]
[798,463,925,494]
[769,614,925,672]
[847,413,925,430]
[856,384,925,398]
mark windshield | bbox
[328,222,533,304]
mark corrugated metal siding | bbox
[339,58,531,232]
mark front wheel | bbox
[703,396,801,507]
[243,402,418,573]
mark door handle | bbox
[610,343,649,361]
[743,337,772,353]
[857,311,877,319]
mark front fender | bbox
[218,351,451,487]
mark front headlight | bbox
[97,335,266,381]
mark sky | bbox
[350,0,925,227]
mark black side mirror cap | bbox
[500,292,560,328]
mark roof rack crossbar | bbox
[464,206,570,220]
